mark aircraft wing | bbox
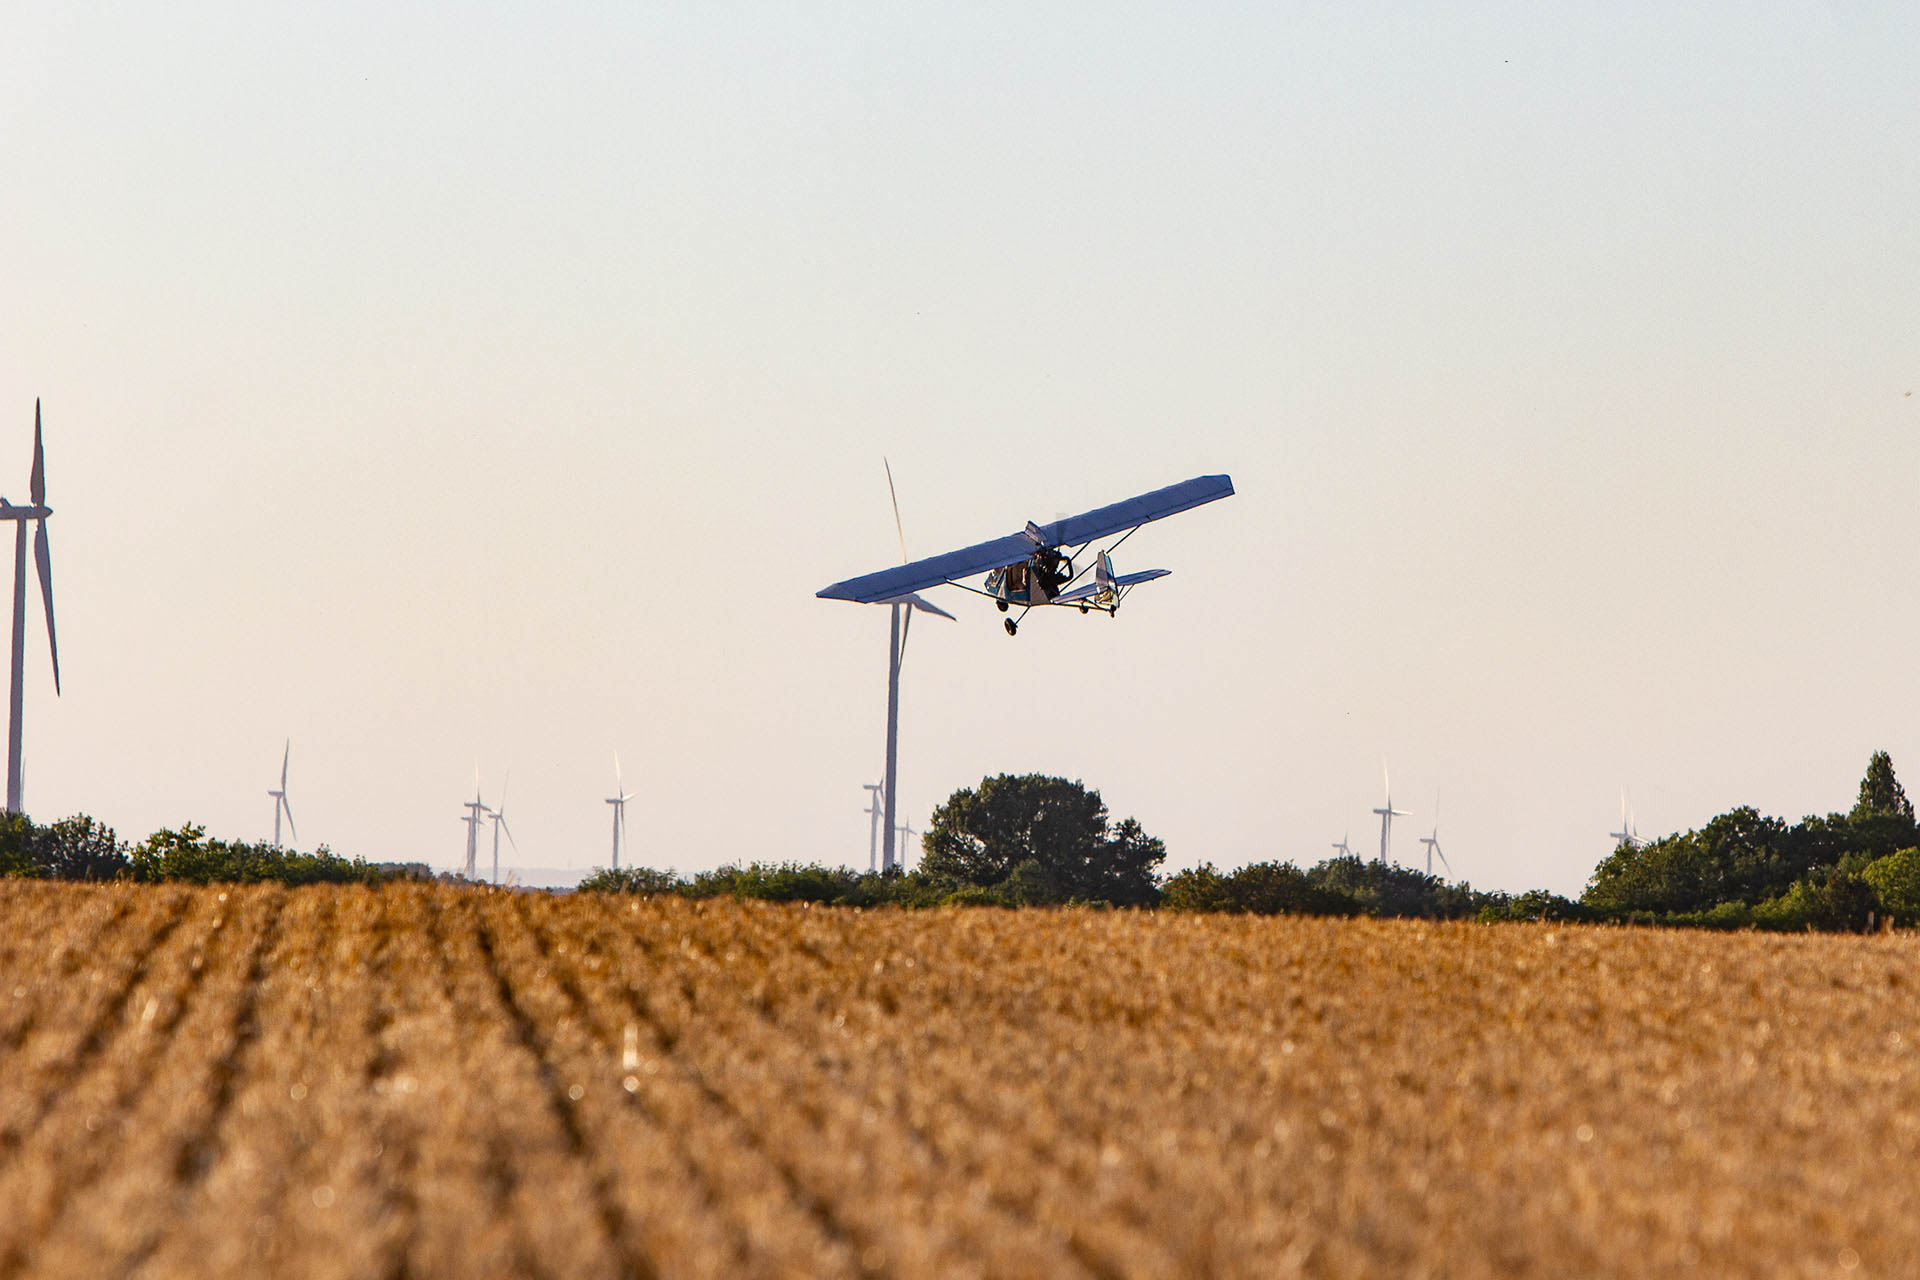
[1028,474,1234,549]
[1053,569,1170,604]
[816,474,1233,605]
[817,532,1037,604]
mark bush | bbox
[127,825,391,886]
[1861,848,1920,926]
[578,866,684,895]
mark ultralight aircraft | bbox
[817,474,1234,635]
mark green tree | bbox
[37,815,126,881]
[920,774,1165,907]
[1861,848,1920,925]
[1853,750,1914,821]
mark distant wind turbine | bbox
[875,460,954,874]
[489,772,516,885]
[1372,766,1408,864]
[1332,831,1356,858]
[1420,793,1451,878]
[267,740,296,847]
[1610,790,1641,850]
[1,401,58,815]
[460,769,491,879]
[606,754,634,869]
[896,819,920,870]
[863,782,884,872]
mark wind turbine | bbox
[1610,790,1641,850]
[874,460,954,873]
[460,769,491,880]
[896,819,920,870]
[1332,831,1356,858]
[489,772,516,885]
[1420,793,1451,878]
[1,401,58,814]
[1372,766,1408,864]
[863,782,884,872]
[606,754,634,869]
[267,740,296,847]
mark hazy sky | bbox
[5,3,1917,894]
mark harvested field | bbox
[0,883,1915,1278]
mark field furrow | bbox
[6,882,1920,1278]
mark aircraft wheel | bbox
[996,599,1009,613]
[1109,606,1118,617]
[1078,604,1088,614]
[1004,618,1018,637]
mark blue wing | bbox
[817,532,1037,604]
[816,474,1233,605]
[1028,474,1233,549]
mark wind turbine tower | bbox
[863,782,884,872]
[268,740,296,847]
[460,772,491,880]
[489,773,516,885]
[606,755,634,869]
[1,402,58,814]
[875,461,954,873]
[1372,767,1408,864]
[1420,794,1451,878]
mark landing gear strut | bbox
[1004,618,1018,637]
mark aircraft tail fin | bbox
[1053,553,1170,607]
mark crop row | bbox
[2,883,1918,1277]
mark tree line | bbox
[13,755,1920,931]
[0,815,417,886]
[582,772,1587,923]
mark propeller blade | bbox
[33,520,57,695]
[30,400,44,507]
[884,457,907,563]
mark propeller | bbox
[30,402,56,695]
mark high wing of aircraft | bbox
[818,474,1233,635]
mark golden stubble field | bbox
[0,883,1914,1279]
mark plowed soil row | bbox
[2,883,1916,1278]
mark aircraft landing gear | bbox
[1078,604,1089,614]
[996,599,1009,613]
[1004,618,1018,637]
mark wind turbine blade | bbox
[904,592,956,621]
[281,739,290,790]
[498,769,510,816]
[281,796,296,844]
[30,400,44,507]
[884,457,907,563]
[501,815,517,850]
[615,751,623,792]
[1435,845,1451,874]
[32,520,57,695]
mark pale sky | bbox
[4,3,1917,895]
